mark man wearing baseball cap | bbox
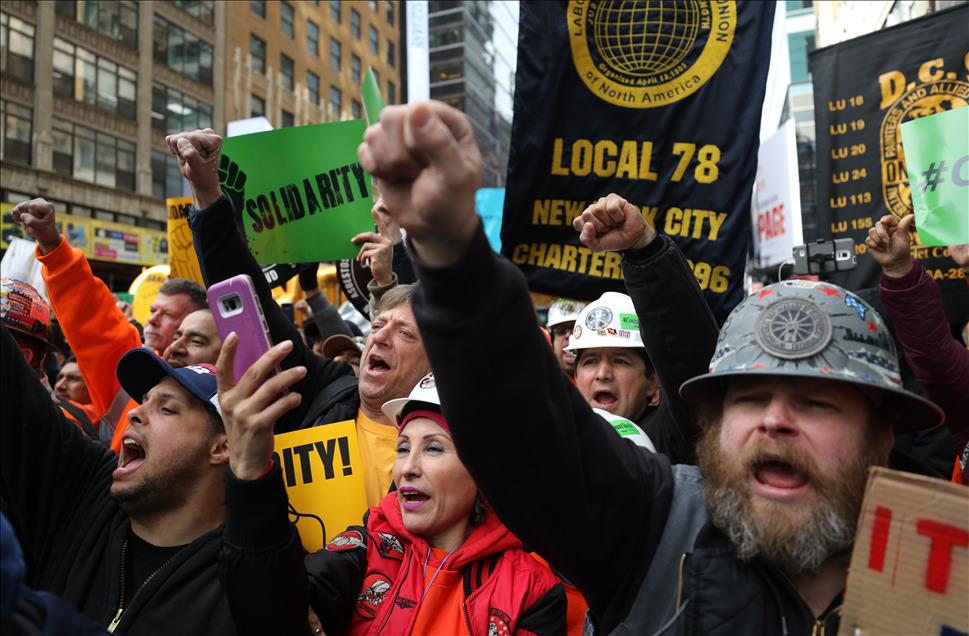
[355,102,946,636]
[0,323,302,633]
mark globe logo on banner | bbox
[568,0,735,108]
[879,78,968,221]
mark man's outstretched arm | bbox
[357,102,676,631]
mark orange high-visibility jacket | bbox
[37,237,141,451]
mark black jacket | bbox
[189,195,358,430]
[407,224,844,635]
[0,326,234,635]
[623,235,718,465]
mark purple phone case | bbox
[207,274,275,383]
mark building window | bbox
[55,1,138,48]
[152,83,213,135]
[307,20,319,56]
[329,86,342,119]
[0,13,35,84]
[281,110,294,128]
[369,1,378,11]
[280,53,294,91]
[151,149,183,199]
[387,40,395,67]
[350,10,361,38]
[307,71,320,105]
[250,34,266,74]
[386,1,395,26]
[172,1,215,25]
[251,94,265,117]
[351,99,362,119]
[53,38,136,119]
[0,100,32,165]
[788,33,816,83]
[152,15,213,85]
[387,81,396,105]
[250,0,266,18]
[52,121,134,190]
[329,0,341,23]
[280,1,294,38]
[351,54,361,85]
[785,0,813,13]
[369,26,379,54]
[330,38,341,71]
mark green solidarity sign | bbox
[901,106,969,246]
[362,67,385,126]
[220,120,372,264]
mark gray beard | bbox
[704,483,856,575]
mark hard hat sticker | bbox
[620,313,640,330]
[754,298,833,360]
[585,306,613,330]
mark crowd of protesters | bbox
[0,100,966,636]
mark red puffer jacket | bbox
[325,492,566,635]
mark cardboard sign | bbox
[273,420,368,553]
[901,107,969,247]
[166,196,205,284]
[840,467,969,636]
[220,121,374,265]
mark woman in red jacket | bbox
[306,372,567,635]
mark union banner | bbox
[501,1,774,323]
[810,4,969,323]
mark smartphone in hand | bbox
[207,274,277,383]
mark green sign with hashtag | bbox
[218,120,373,264]
[901,107,969,247]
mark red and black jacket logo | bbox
[326,529,365,552]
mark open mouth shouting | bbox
[398,486,431,512]
[114,433,147,480]
[365,352,392,376]
[750,457,809,502]
[591,389,619,410]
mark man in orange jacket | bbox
[13,199,219,450]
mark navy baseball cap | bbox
[117,348,221,416]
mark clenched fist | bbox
[357,102,483,266]
[12,198,61,255]
[572,193,656,252]
[165,129,224,210]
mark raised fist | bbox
[165,129,224,210]
[866,214,914,278]
[12,198,61,254]
[572,193,655,252]
[357,102,482,266]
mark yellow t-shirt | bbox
[355,408,398,508]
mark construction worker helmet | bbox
[382,372,441,425]
[547,298,586,329]
[564,292,643,352]
[1,277,50,344]
[593,408,656,452]
[679,279,943,432]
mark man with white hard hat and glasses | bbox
[353,101,946,636]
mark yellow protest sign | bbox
[273,420,368,552]
[166,197,204,284]
[129,264,170,325]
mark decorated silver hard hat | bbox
[679,279,943,432]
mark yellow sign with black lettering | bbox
[273,420,368,553]
[166,196,205,285]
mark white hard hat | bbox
[381,372,441,424]
[593,408,655,452]
[564,291,643,352]
[547,298,586,329]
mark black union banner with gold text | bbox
[809,4,969,324]
[500,0,774,323]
